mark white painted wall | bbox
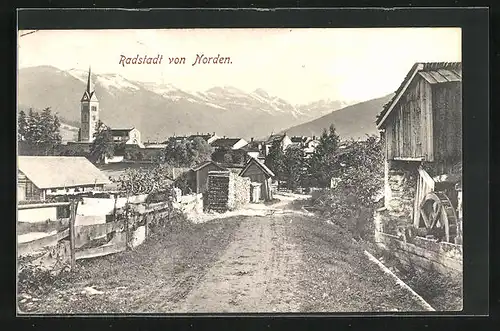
[282,136,293,150]
[78,194,148,216]
[75,215,106,226]
[232,139,249,150]
[18,206,58,223]
[247,151,260,159]
[105,156,124,164]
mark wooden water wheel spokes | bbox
[419,191,458,243]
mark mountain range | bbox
[18,65,389,141]
[282,94,394,140]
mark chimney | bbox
[251,137,254,142]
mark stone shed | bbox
[204,171,250,213]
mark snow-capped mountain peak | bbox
[18,65,353,141]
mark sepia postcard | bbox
[16,13,474,316]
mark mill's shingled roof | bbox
[18,156,111,189]
[376,62,462,128]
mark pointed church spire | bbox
[86,66,93,94]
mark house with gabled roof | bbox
[188,132,219,145]
[211,137,248,150]
[17,156,112,201]
[263,133,292,156]
[109,127,143,147]
[240,157,275,201]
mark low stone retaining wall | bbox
[375,231,462,276]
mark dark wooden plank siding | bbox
[242,163,264,177]
[383,76,432,161]
[421,78,434,161]
[197,164,222,194]
[432,82,462,172]
[241,162,271,200]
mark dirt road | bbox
[19,196,427,314]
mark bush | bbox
[17,262,70,296]
[116,163,174,195]
[145,190,174,204]
[173,171,194,195]
[313,136,384,240]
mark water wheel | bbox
[419,191,458,243]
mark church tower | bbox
[79,66,99,142]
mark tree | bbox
[18,110,27,140]
[282,145,307,190]
[159,137,213,167]
[115,163,175,196]
[231,151,244,164]
[264,140,286,184]
[223,153,233,164]
[309,124,341,187]
[89,121,114,164]
[313,136,384,239]
[18,107,62,155]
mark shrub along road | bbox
[19,199,427,313]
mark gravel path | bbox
[19,200,427,313]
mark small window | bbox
[51,189,57,193]
[91,106,97,112]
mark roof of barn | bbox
[240,157,275,178]
[18,156,111,189]
[376,62,462,128]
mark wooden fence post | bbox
[69,199,77,271]
[113,193,118,222]
[125,192,130,250]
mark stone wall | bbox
[228,172,251,211]
[204,171,250,212]
[384,160,417,222]
[375,231,462,277]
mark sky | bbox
[18,28,461,105]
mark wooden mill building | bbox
[376,62,462,243]
[376,62,462,172]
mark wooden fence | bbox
[18,199,173,271]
